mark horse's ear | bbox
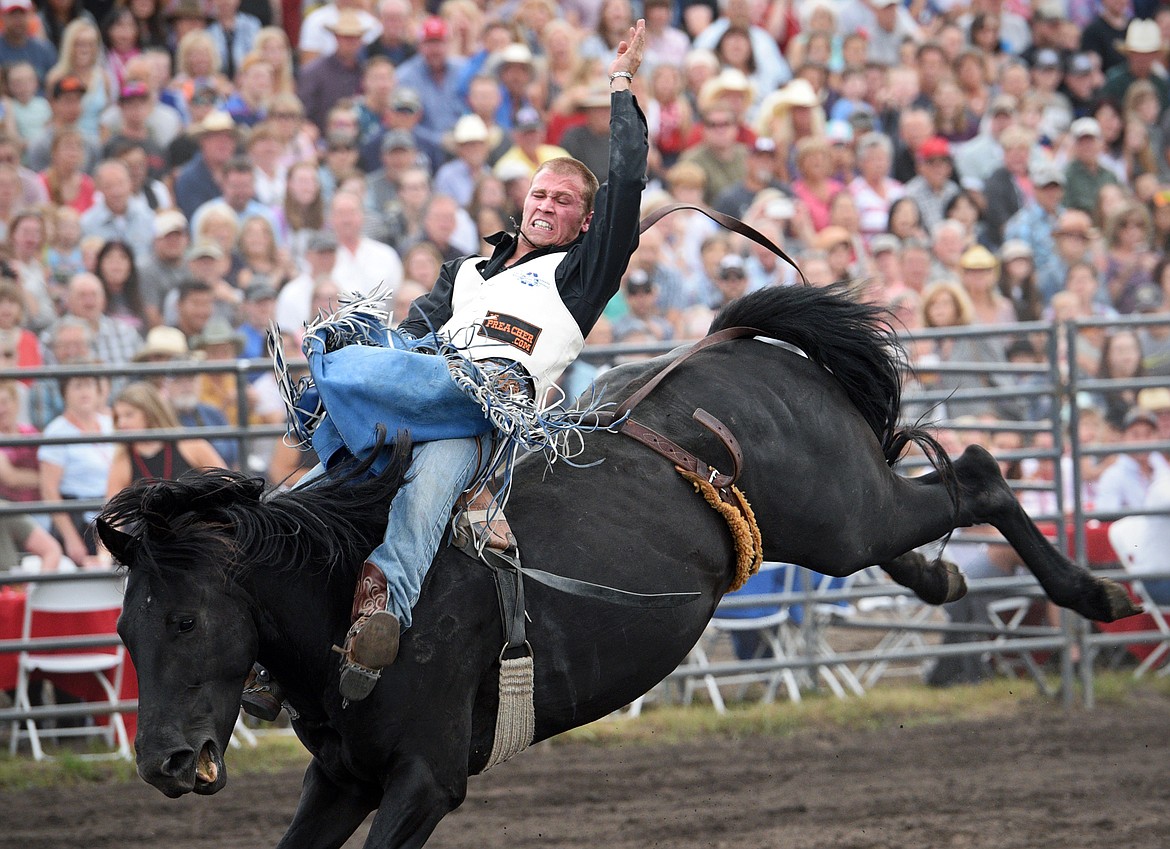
[96,518,140,566]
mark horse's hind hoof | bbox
[940,560,967,604]
[1094,578,1143,622]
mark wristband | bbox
[609,71,634,86]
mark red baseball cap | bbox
[420,16,447,41]
[917,136,950,160]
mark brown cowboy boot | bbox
[241,663,283,721]
[334,561,400,702]
[455,488,516,551]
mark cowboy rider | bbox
[246,20,650,713]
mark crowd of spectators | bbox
[0,0,1166,578]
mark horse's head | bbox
[99,471,264,798]
[99,447,413,798]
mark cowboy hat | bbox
[755,78,822,135]
[326,9,368,38]
[777,78,820,108]
[1116,19,1163,54]
[697,68,756,113]
[490,42,536,76]
[441,114,502,153]
[191,317,245,352]
[959,244,999,270]
[133,326,191,362]
[153,209,188,238]
[191,110,238,137]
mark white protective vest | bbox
[439,252,585,401]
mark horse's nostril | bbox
[159,748,196,779]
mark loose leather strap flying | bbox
[639,201,808,286]
[610,326,762,424]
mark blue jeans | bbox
[297,433,490,630]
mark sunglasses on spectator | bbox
[704,119,736,128]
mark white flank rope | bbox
[481,653,535,772]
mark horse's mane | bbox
[99,436,413,583]
[709,285,952,482]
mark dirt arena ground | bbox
[2,692,1167,849]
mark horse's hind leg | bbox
[880,551,966,606]
[922,444,1138,623]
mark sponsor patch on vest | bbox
[478,312,542,355]
[517,270,547,288]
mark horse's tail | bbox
[707,285,956,499]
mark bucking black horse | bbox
[98,285,1138,849]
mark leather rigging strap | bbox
[596,326,763,495]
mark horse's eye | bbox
[177,617,196,633]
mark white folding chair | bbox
[852,566,938,688]
[8,575,131,761]
[986,595,1054,695]
[796,568,866,698]
[683,563,802,712]
[1109,518,1170,677]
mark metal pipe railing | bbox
[0,316,1168,733]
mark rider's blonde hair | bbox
[532,157,599,215]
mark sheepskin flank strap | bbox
[481,652,535,772]
[676,469,763,592]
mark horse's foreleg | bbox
[880,551,966,605]
[944,445,1138,623]
[362,755,464,849]
[276,759,379,849]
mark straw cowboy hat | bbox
[1116,19,1163,54]
[755,78,822,136]
[441,114,502,153]
[488,42,537,76]
[697,68,756,114]
[1138,387,1170,412]
[959,244,999,271]
[326,9,369,38]
[133,326,193,362]
[776,78,820,108]
[191,110,238,137]
[191,317,245,353]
